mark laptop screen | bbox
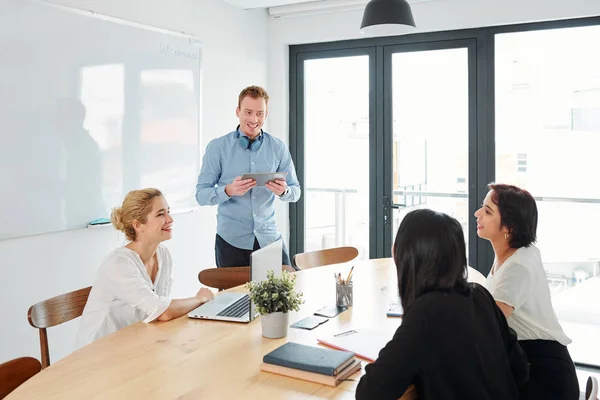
[249,239,283,321]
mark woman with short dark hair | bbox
[475,183,579,400]
[356,209,528,400]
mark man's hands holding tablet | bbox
[226,172,288,197]
[225,176,256,196]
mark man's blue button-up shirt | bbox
[195,128,301,250]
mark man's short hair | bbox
[238,85,269,108]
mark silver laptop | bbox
[187,239,283,323]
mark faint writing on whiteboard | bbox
[160,44,198,59]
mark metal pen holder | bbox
[336,281,354,307]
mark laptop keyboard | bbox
[216,295,250,318]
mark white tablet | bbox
[241,172,288,187]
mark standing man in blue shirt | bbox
[195,86,301,268]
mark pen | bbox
[346,266,354,283]
[334,329,357,337]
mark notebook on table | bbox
[317,328,391,363]
[260,359,361,387]
[263,342,355,375]
[261,342,361,387]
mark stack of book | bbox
[260,342,362,387]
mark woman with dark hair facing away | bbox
[356,209,528,400]
[475,183,579,400]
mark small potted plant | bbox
[246,269,304,339]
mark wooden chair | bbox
[292,246,359,270]
[27,286,92,369]
[198,265,295,291]
[0,357,42,398]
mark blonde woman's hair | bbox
[110,188,163,241]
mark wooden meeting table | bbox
[9,259,486,399]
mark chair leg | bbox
[39,328,50,369]
[587,376,598,400]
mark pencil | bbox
[346,266,354,283]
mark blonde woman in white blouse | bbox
[75,188,213,349]
[475,183,578,400]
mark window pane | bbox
[304,56,369,258]
[392,49,469,252]
[393,195,468,241]
[496,25,600,366]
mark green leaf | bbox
[245,270,304,315]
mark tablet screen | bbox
[241,172,288,186]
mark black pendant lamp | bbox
[360,0,416,33]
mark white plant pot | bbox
[260,311,289,339]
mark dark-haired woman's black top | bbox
[355,284,528,400]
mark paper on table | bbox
[317,328,391,363]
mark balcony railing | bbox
[306,187,358,247]
[393,190,600,204]
[307,187,600,248]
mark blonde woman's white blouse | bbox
[74,244,173,350]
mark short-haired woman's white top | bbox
[74,244,173,350]
[485,244,571,346]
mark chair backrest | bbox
[0,357,42,398]
[293,246,359,270]
[199,267,251,291]
[198,266,295,291]
[587,376,599,400]
[27,286,91,369]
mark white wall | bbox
[266,0,600,197]
[0,0,268,364]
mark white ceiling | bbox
[222,0,431,11]
[221,0,325,10]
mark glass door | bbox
[291,41,478,262]
[384,42,476,261]
[301,53,372,259]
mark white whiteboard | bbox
[0,0,202,240]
